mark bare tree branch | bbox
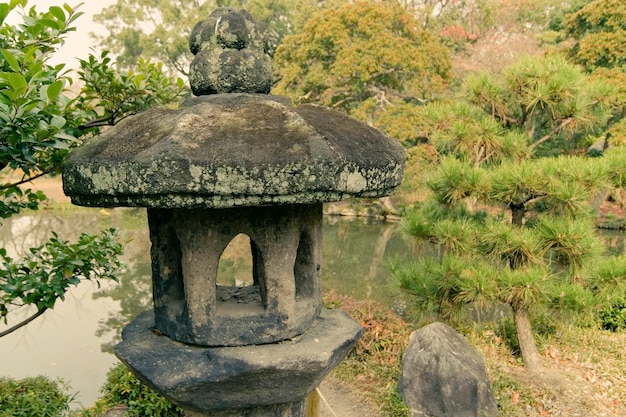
[0,307,48,338]
[0,169,56,191]
[529,118,573,150]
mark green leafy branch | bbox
[0,228,124,337]
[0,1,85,176]
[0,1,185,335]
[0,1,90,222]
[77,51,186,129]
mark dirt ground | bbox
[318,379,382,417]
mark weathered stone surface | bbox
[184,402,305,417]
[189,8,266,54]
[188,8,272,95]
[398,322,499,417]
[149,204,322,346]
[115,309,363,413]
[62,93,405,208]
[103,406,129,417]
[190,49,272,95]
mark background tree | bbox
[396,149,626,371]
[273,0,452,120]
[93,0,216,75]
[400,0,575,49]
[563,0,626,72]
[402,0,497,51]
[0,1,184,336]
[463,55,615,155]
[92,0,346,76]
[389,51,624,371]
[368,53,616,203]
[554,0,626,147]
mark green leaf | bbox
[1,50,20,72]
[48,6,66,22]
[0,4,10,25]
[38,19,61,30]
[44,141,69,150]
[10,0,26,8]
[67,11,84,26]
[5,73,27,92]
[38,84,49,102]
[53,132,77,141]
[50,115,66,129]
[46,80,63,100]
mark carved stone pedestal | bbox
[116,309,362,416]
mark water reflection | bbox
[0,207,147,407]
[323,217,408,303]
[0,206,417,407]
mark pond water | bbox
[0,206,417,408]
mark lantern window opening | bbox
[215,233,265,314]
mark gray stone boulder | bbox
[398,322,498,417]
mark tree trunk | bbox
[510,203,525,227]
[365,225,393,282]
[512,305,542,372]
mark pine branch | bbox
[529,118,573,151]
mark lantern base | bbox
[115,308,362,413]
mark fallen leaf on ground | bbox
[583,371,596,382]
[537,405,551,416]
[511,391,520,404]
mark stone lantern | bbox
[63,8,405,417]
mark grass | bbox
[470,325,626,416]
[325,290,626,417]
[324,289,411,417]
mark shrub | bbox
[82,363,183,417]
[598,301,626,332]
[0,376,72,417]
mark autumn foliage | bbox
[273,1,452,117]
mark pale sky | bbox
[28,0,117,68]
